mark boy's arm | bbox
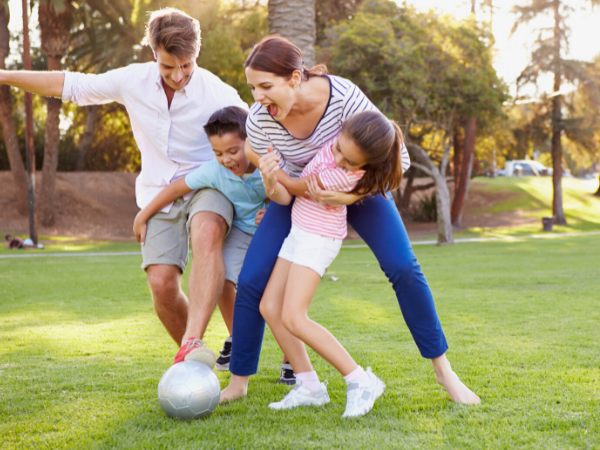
[133,178,192,244]
[274,171,324,197]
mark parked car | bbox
[503,160,571,177]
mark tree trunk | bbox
[38,57,62,226]
[452,124,464,184]
[75,105,100,171]
[406,141,454,245]
[433,171,454,245]
[551,0,567,225]
[398,166,415,211]
[0,2,28,214]
[38,1,72,226]
[451,117,476,226]
[594,171,600,197]
[268,0,316,67]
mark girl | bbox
[259,110,403,417]
[220,35,480,407]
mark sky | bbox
[402,0,600,98]
[7,0,600,98]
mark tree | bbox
[268,0,316,66]
[0,0,28,214]
[512,0,600,225]
[324,0,506,244]
[38,0,72,226]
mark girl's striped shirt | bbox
[246,75,410,178]
[292,139,365,239]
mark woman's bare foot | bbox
[432,354,481,404]
[219,374,249,404]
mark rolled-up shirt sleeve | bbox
[62,68,126,105]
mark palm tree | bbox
[512,0,600,225]
[268,0,316,67]
[38,0,72,226]
[0,0,28,214]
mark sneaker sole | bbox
[215,362,230,372]
[269,395,330,410]
[184,348,216,369]
[277,379,296,386]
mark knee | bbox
[281,310,302,337]
[259,299,278,324]
[190,213,227,252]
[147,266,181,305]
[385,254,420,285]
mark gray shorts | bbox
[223,226,254,286]
[141,188,234,273]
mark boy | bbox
[133,106,293,382]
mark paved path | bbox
[2,230,599,259]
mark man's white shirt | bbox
[62,62,248,211]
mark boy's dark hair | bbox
[203,106,248,140]
[5,234,11,241]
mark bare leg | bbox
[281,264,357,376]
[146,264,188,345]
[260,258,313,374]
[183,212,228,344]
[218,280,236,335]
[432,354,481,404]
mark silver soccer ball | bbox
[158,361,221,420]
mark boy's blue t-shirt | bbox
[184,159,267,235]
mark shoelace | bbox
[186,338,205,351]
[220,341,231,356]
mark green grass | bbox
[467,177,600,233]
[1,237,599,449]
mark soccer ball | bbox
[158,361,221,420]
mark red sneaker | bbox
[173,338,216,368]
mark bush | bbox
[414,192,437,222]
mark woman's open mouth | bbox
[266,104,279,117]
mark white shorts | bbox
[278,225,342,277]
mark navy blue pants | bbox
[229,194,448,376]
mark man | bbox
[0,8,247,367]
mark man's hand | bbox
[255,208,266,225]
[133,212,148,245]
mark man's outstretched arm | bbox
[0,70,65,98]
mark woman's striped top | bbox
[246,75,411,178]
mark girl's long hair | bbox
[244,35,327,80]
[342,111,405,198]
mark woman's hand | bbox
[305,175,364,206]
[133,212,147,245]
[258,146,281,189]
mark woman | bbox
[220,35,480,405]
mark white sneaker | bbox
[269,381,330,410]
[342,367,386,418]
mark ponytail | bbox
[341,111,404,198]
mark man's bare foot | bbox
[432,354,481,404]
[219,374,249,404]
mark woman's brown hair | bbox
[342,111,405,198]
[244,35,327,80]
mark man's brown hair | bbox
[142,8,201,61]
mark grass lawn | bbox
[1,236,599,449]
[462,177,600,236]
